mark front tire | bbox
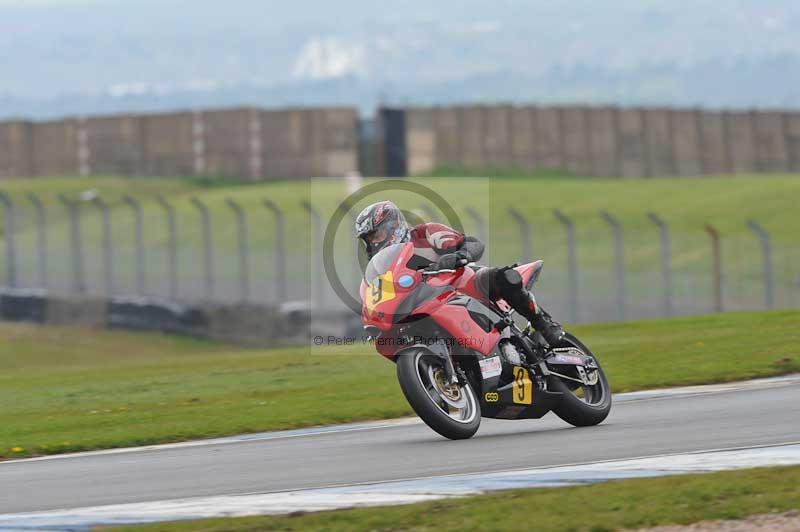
[396,350,481,440]
[549,333,612,427]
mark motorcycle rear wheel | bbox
[396,350,481,440]
[548,333,612,427]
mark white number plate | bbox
[479,356,502,379]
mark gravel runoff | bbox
[635,511,800,532]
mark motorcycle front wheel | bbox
[396,349,481,440]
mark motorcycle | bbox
[360,241,612,440]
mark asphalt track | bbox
[1,377,799,516]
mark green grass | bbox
[107,465,800,532]
[2,310,798,460]
[1,173,798,306]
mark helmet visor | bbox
[366,225,390,247]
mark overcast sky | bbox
[2,0,798,115]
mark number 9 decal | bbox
[512,367,533,405]
[365,271,396,313]
[371,278,382,305]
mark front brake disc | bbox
[429,367,467,409]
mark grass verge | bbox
[107,465,800,532]
[2,310,799,459]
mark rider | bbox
[355,200,565,346]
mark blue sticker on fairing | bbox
[398,274,415,288]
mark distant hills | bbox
[2,0,798,119]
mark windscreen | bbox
[363,243,406,284]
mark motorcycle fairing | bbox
[515,259,544,291]
[424,301,501,356]
[461,337,564,420]
[477,361,564,419]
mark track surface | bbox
[2,380,799,514]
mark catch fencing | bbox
[0,190,797,325]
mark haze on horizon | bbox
[2,0,798,118]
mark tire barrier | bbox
[46,295,106,326]
[0,292,356,347]
[106,297,209,338]
[0,289,47,323]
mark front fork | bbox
[420,339,460,385]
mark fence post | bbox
[92,197,114,296]
[155,195,178,300]
[301,200,323,305]
[27,193,48,289]
[599,210,625,320]
[59,194,86,294]
[0,192,17,288]
[226,198,250,303]
[646,212,673,316]
[553,209,579,323]
[263,199,287,303]
[191,197,214,301]
[508,208,532,263]
[464,206,487,252]
[122,195,146,296]
[746,220,774,310]
[705,224,723,313]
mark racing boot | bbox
[528,305,565,347]
[496,267,565,347]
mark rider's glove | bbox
[436,250,470,270]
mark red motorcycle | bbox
[360,242,612,440]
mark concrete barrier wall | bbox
[535,107,563,169]
[697,110,729,174]
[586,107,619,177]
[403,108,436,176]
[4,105,800,180]
[141,112,195,176]
[0,106,360,180]
[510,106,537,171]
[261,109,311,179]
[434,107,461,168]
[562,106,591,175]
[483,105,512,168]
[617,109,647,177]
[459,106,485,168]
[86,114,144,175]
[672,109,702,176]
[203,108,251,179]
[785,112,800,172]
[643,108,675,177]
[388,104,800,178]
[0,121,34,178]
[32,119,81,176]
[318,107,358,177]
[753,111,789,173]
[726,111,758,174]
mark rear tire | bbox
[549,333,612,427]
[396,350,481,440]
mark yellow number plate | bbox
[512,366,533,405]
